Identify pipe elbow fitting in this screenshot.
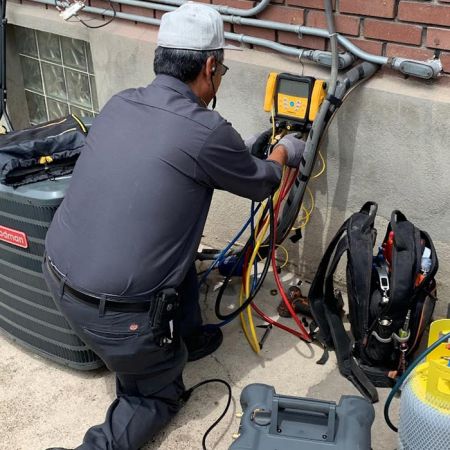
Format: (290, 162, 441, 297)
(391, 57, 442, 80)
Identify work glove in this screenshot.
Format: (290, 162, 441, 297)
(273, 133, 306, 168)
(245, 129, 273, 160)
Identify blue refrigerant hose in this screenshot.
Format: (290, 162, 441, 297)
(384, 331, 450, 432)
(198, 202, 261, 287)
(200, 202, 264, 328)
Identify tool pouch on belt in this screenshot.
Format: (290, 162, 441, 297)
(309, 202, 438, 403)
(150, 288, 180, 347)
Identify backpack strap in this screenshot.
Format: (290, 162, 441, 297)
(309, 217, 350, 348)
(388, 210, 422, 314)
(309, 202, 379, 403)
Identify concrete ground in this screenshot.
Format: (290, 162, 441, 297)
(0, 267, 399, 450)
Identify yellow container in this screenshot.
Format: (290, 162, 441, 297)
(398, 320, 450, 450)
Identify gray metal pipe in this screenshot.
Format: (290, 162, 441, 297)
(151, 0, 271, 17)
(225, 32, 303, 58)
(114, 0, 441, 78)
(226, 15, 391, 65)
(324, 0, 338, 93)
(116, 0, 173, 13)
(86, 0, 355, 67)
(276, 0, 338, 241)
(33, 0, 162, 25)
(31, 0, 351, 69)
(225, 33, 354, 69)
(30, 0, 441, 78)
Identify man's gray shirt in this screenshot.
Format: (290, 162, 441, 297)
(46, 75, 282, 297)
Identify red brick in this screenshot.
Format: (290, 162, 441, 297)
(349, 38, 384, 56)
(364, 19, 422, 45)
(386, 43, 435, 61)
(278, 30, 326, 50)
(86, 1, 118, 20)
(155, 10, 166, 20)
(88, 0, 110, 9)
(398, 2, 450, 27)
(225, 37, 237, 47)
(120, 4, 154, 19)
(286, 0, 336, 9)
(440, 51, 450, 73)
(306, 11, 360, 36)
(234, 24, 276, 41)
(211, 0, 253, 10)
(426, 28, 450, 51)
(340, 0, 396, 19)
(257, 5, 305, 25)
(224, 22, 233, 32)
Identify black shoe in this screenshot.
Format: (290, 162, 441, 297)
(184, 327, 223, 362)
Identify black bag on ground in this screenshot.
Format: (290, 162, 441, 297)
(309, 202, 438, 403)
(0, 114, 87, 187)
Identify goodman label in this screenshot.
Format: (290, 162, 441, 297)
(0, 225, 29, 249)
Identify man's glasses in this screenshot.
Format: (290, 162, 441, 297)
(216, 61, 229, 77)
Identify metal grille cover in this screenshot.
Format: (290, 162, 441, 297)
(0, 178, 102, 370)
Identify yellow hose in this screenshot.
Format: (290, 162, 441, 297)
(239, 171, 286, 353)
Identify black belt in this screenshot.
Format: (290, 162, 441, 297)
(46, 259, 153, 313)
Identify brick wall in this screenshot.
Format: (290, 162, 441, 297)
(228, 0, 450, 74)
(20, 0, 450, 75)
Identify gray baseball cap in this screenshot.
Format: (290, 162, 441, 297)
(157, 2, 240, 51)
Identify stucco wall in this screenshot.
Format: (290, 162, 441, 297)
(6, 3, 450, 317)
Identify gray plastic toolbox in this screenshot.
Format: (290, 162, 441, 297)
(229, 383, 374, 450)
(0, 177, 102, 370)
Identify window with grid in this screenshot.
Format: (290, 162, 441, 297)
(14, 26, 99, 125)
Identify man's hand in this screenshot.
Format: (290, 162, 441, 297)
(272, 134, 306, 168)
(245, 129, 273, 160)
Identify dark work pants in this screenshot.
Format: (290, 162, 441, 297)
(43, 261, 202, 450)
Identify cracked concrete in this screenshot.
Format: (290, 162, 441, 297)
(0, 267, 399, 450)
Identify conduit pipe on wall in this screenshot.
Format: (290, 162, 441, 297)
(99, 0, 354, 68)
(151, 0, 271, 17)
(225, 32, 354, 69)
(223, 15, 441, 78)
(276, 0, 340, 242)
(30, 0, 441, 78)
(116, 0, 356, 68)
(123, 0, 442, 78)
(32, 0, 353, 69)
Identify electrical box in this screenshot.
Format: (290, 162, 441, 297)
(264, 72, 326, 130)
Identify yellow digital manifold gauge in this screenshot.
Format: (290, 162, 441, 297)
(264, 72, 327, 129)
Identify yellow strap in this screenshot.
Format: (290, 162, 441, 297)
(71, 113, 87, 133)
(39, 155, 53, 164)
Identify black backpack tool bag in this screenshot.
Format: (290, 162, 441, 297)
(0, 115, 87, 187)
(309, 202, 438, 402)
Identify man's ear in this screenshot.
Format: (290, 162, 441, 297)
(205, 56, 216, 77)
